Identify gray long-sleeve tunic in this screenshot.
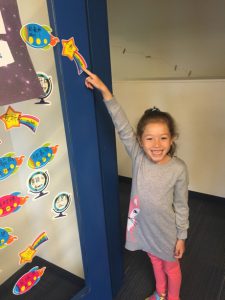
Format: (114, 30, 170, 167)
(105, 97, 189, 261)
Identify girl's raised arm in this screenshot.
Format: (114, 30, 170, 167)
(83, 68, 113, 101)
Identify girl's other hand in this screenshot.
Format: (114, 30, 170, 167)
(83, 68, 113, 101)
(174, 239, 185, 259)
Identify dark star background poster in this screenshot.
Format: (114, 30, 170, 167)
(0, 0, 43, 105)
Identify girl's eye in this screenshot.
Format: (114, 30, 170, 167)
(161, 136, 168, 140)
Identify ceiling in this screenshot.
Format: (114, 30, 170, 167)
(107, 0, 225, 80)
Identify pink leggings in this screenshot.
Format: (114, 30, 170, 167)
(147, 253, 181, 300)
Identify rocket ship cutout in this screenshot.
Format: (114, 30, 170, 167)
(0, 153, 24, 181)
(28, 143, 58, 169)
(0, 193, 29, 217)
(0, 227, 18, 249)
(13, 266, 46, 295)
(20, 23, 59, 50)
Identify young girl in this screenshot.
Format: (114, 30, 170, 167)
(84, 69, 189, 300)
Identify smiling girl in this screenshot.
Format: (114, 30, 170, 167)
(84, 69, 189, 300)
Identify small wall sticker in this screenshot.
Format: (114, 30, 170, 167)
(27, 170, 50, 199)
(12, 266, 46, 295)
(19, 232, 48, 264)
(0, 192, 29, 217)
(36, 72, 52, 105)
(0, 106, 40, 132)
(0, 227, 18, 249)
(20, 23, 59, 50)
(61, 37, 87, 75)
(0, 153, 24, 180)
(52, 192, 71, 218)
(28, 143, 58, 169)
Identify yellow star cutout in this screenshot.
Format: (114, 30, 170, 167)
(61, 37, 78, 61)
(19, 246, 36, 264)
(0, 106, 21, 130)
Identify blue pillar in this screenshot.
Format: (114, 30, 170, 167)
(47, 0, 122, 298)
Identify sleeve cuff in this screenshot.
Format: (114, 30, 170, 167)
(177, 230, 188, 240)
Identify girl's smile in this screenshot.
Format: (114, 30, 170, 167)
(140, 122, 173, 164)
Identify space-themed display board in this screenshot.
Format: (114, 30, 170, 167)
(0, 2, 87, 106)
(0, 0, 84, 297)
(0, 0, 43, 105)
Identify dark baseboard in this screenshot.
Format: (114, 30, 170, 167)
(118, 175, 225, 202)
(118, 175, 132, 184)
(188, 190, 225, 202)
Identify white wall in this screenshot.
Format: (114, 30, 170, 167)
(113, 79, 225, 198)
(0, 0, 83, 285)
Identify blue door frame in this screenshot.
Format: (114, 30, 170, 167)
(47, 0, 123, 299)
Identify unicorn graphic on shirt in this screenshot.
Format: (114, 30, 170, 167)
(127, 196, 140, 241)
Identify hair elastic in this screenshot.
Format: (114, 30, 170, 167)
(150, 106, 160, 112)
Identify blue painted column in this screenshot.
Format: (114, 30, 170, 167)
(85, 0, 123, 296)
(47, 0, 122, 299)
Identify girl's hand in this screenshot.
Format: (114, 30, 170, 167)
(83, 68, 113, 101)
(174, 239, 185, 259)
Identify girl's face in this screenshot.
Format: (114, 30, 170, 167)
(140, 121, 173, 164)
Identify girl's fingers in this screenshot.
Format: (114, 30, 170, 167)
(85, 76, 100, 89)
(85, 78, 93, 89)
(84, 70, 104, 91)
(85, 82, 94, 89)
(174, 248, 183, 259)
(83, 68, 93, 77)
(83, 69, 99, 84)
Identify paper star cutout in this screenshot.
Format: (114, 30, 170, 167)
(61, 37, 78, 61)
(19, 246, 36, 264)
(0, 106, 21, 129)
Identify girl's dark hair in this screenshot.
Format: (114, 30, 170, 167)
(136, 107, 178, 156)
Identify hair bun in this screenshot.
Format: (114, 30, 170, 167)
(150, 106, 160, 112)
